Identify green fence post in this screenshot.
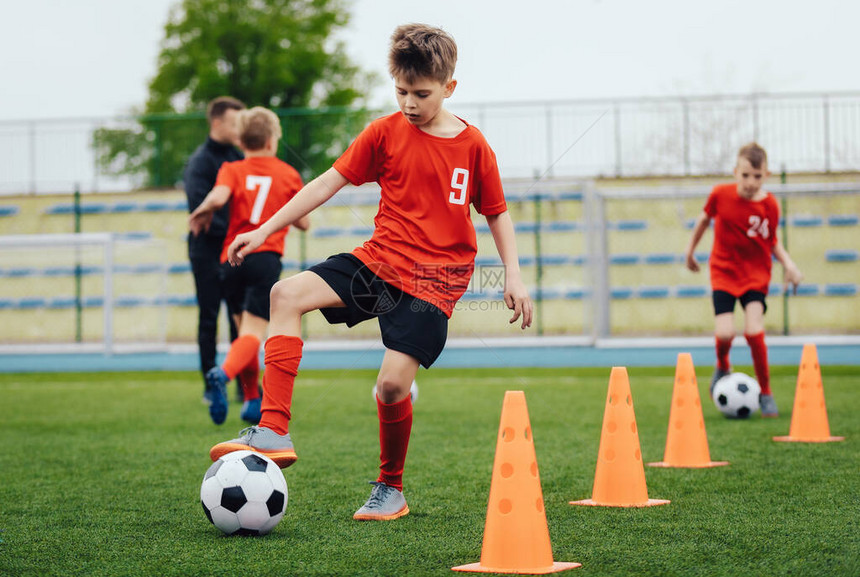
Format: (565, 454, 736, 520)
(74, 183, 82, 343)
(300, 229, 308, 341)
(781, 166, 789, 336)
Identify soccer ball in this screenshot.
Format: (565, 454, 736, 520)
(372, 380, 418, 404)
(712, 372, 761, 419)
(200, 450, 288, 536)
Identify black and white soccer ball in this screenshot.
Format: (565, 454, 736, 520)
(712, 372, 761, 419)
(372, 380, 418, 403)
(200, 450, 288, 536)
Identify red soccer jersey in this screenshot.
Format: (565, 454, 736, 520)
(704, 182, 780, 296)
(215, 156, 304, 263)
(333, 112, 507, 316)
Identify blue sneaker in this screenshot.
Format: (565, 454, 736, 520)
(205, 366, 229, 425)
(240, 398, 262, 424)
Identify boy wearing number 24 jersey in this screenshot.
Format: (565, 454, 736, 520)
(189, 107, 309, 428)
(209, 23, 533, 522)
(685, 143, 803, 417)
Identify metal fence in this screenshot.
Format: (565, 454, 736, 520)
(1, 91, 859, 195)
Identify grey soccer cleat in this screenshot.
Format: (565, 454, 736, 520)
(209, 426, 297, 468)
(710, 367, 731, 397)
(353, 481, 409, 521)
(759, 393, 779, 418)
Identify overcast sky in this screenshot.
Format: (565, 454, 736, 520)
(1, 0, 858, 121)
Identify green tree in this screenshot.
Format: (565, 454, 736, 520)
(95, 0, 376, 188)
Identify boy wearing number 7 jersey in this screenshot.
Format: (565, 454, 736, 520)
(685, 142, 802, 417)
(189, 106, 309, 427)
(208, 23, 533, 521)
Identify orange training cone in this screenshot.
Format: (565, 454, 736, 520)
(570, 367, 670, 507)
(453, 391, 580, 574)
(774, 344, 844, 443)
(648, 353, 729, 468)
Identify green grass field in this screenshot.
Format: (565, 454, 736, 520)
(1, 366, 858, 576)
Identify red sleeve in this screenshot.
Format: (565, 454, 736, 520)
(703, 186, 720, 217)
(333, 123, 381, 186)
(214, 162, 238, 191)
(472, 134, 507, 216)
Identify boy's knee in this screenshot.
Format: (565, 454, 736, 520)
(270, 279, 300, 312)
(375, 374, 411, 404)
(715, 329, 735, 341)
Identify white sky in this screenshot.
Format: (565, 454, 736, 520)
(1, 0, 858, 121)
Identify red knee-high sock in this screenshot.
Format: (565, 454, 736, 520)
(259, 335, 303, 435)
(239, 352, 260, 401)
(745, 332, 770, 395)
(222, 334, 260, 380)
(716, 337, 733, 371)
(376, 395, 412, 492)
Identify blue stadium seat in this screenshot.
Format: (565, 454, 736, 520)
(693, 252, 709, 263)
(612, 219, 648, 231)
(142, 201, 173, 212)
(791, 215, 823, 227)
(825, 250, 858, 263)
(16, 297, 47, 309)
(168, 262, 192, 274)
(116, 231, 153, 241)
(110, 201, 139, 213)
(44, 203, 75, 215)
(638, 286, 670, 299)
(676, 285, 708, 298)
(541, 254, 569, 266)
(347, 226, 374, 236)
(0, 205, 19, 217)
(43, 266, 76, 276)
(313, 226, 345, 238)
(828, 214, 858, 227)
(824, 284, 857, 297)
(117, 296, 147, 307)
(610, 253, 640, 265)
(475, 256, 502, 267)
(545, 221, 580, 232)
(610, 287, 634, 299)
(558, 191, 584, 201)
(280, 259, 300, 270)
(644, 253, 677, 265)
(170, 199, 188, 211)
(570, 255, 587, 266)
(166, 295, 197, 306)
(48, 297, 78, 309)
(474, 223, 491, 234)
(534, 287, 562, 300)
(0, 298, 14, 309)
(6, 267, 36, 277)
(129, 263, 164, 274)
(83, 296, 104, 307)
(564, 288, 589, 300)
(514, 222, 539, 233)
(794, 284, 820, 296)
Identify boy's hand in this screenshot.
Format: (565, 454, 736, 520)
(685, 251, 700, 273)
(784, 263, 804, 295)
(504, 276, 533, 329)
(188, 209, 213, 237)
(228, 229, 265, 266)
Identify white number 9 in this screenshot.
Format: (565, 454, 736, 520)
(448, 168, 469, 205)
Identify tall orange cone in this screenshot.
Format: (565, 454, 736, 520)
(774, 343, 845, 443)
(648, 353, 729, 468)
(453, 391, 580, 574)
(570, 367, 669, 507)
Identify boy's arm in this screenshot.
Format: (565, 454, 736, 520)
(773, 241, 803, 294)
(485, 210, 533, 329)
(188, 185, 231, 236)
(684, 211, 711, 272)
(229, 167, 348, 264)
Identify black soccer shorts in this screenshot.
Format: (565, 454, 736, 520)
(712, 289, 768, 316)
(308, 253, 448, 368)
(221, 251, 282, 321)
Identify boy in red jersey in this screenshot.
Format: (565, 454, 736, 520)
(685, 143, 802, 417)
(209, 24, 533, 520)
(190, 107, 309, 426)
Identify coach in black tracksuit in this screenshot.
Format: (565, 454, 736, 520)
(184, 97, 245, 393)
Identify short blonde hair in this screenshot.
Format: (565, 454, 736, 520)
(738, 142, 768, 169)
(238, 107, 282, 151)
(388, 23, 457, 84)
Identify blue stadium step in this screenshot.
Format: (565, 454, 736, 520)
(825, 250, 858, 263)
